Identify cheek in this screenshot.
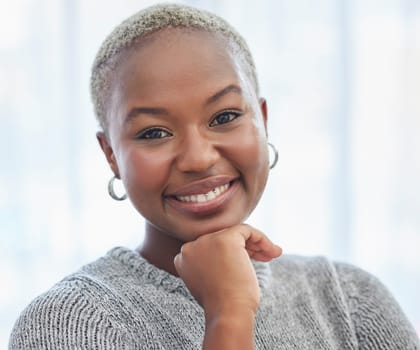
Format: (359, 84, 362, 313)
(118, 146, 172, 196)
(220, 123, 269, 201)
(224, 125, 269, 219)
(227, 125, 268, 173)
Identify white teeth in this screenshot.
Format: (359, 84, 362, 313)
(197, 194, 206, 203)
(176, 183, 230, 203)
(206, 191, 216, 201)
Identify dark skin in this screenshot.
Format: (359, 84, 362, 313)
(97, 28, 282, 349)
(139, 224, 182, 275)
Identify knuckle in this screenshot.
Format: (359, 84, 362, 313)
(173, 254, 181, 268)
(180, 242, 192, 255)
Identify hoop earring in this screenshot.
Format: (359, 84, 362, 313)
(268, 142, 278, 169)
(108, 175, 127, 201)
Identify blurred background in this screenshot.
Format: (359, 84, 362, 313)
(1, 0, 420, 347)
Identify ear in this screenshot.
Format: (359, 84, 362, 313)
(96, 131, 120, 177)
(259, 98, 268, 136)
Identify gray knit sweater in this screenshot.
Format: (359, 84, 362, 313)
(9, 247, 420, 349)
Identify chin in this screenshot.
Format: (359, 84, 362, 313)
(176, 215, 246, 241)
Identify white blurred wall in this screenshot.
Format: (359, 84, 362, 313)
(1, 0, 419, 347)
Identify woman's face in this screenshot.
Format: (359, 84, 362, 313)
(100, 29, 269, 242)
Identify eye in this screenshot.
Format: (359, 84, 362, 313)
(136, 127, 172, 140)
(209, 110, 241, 127)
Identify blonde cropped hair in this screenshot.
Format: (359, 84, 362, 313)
(90, 3, 259, 130)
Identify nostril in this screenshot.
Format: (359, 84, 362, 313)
(176, 139, 219, 173)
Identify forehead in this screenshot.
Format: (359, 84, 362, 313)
(122, 28, 238, 68)
(110, 28, 251, 105)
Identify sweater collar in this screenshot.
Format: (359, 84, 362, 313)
(108, 246, 272, 296)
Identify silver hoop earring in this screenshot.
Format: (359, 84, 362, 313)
(108, 175, 127, 201)
(268, 142, 278, 169)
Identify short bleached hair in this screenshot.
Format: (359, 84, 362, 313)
(90, 3, 260, 131)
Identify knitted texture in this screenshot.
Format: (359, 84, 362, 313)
(90, 3, 259, 131)
(9, 247, 420, 349)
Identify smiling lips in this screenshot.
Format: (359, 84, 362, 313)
(165, 176, 238, 215)
(175, 183, 230, 203)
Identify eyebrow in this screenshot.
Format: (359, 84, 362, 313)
(125, 106, 168, 124)
(206, 84, 242, 105)
(124, 84, 242, 124)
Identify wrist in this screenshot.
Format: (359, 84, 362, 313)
(203, 308, 256, 350)
(204, 303, 257, 323)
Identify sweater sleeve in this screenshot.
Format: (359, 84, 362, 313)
(8, 278, 133, 350)
(335, 262, 420, 350)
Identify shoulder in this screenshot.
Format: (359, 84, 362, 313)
(333, 261, 420, 349)
(268, 254, 341, 287)
(9, 247, 189, 350)
(269, 255, 420, 349)
(9, 251, 135, 350)
(269, 254, 407, 302)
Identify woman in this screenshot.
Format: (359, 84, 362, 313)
(9, 3, 419, 349)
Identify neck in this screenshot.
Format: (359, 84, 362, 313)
(136, 223, 183, 276)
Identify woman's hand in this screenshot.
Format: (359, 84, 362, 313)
(173, 224, 282, 349)
(174, 224, 282, 313)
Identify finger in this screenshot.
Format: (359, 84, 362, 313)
(173, 252, 182, 274)
(247, 243, 282, 259)
(247, 241, 282, 257)
(239, 226, 282, 259)
(237, 224, 265, 245)
(248, 246, 282, 262)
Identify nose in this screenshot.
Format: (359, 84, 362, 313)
(175, 129, 219, 173)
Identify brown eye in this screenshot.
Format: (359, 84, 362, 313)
(137, 128, 172, 139)
(209, 111, 241, 127)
